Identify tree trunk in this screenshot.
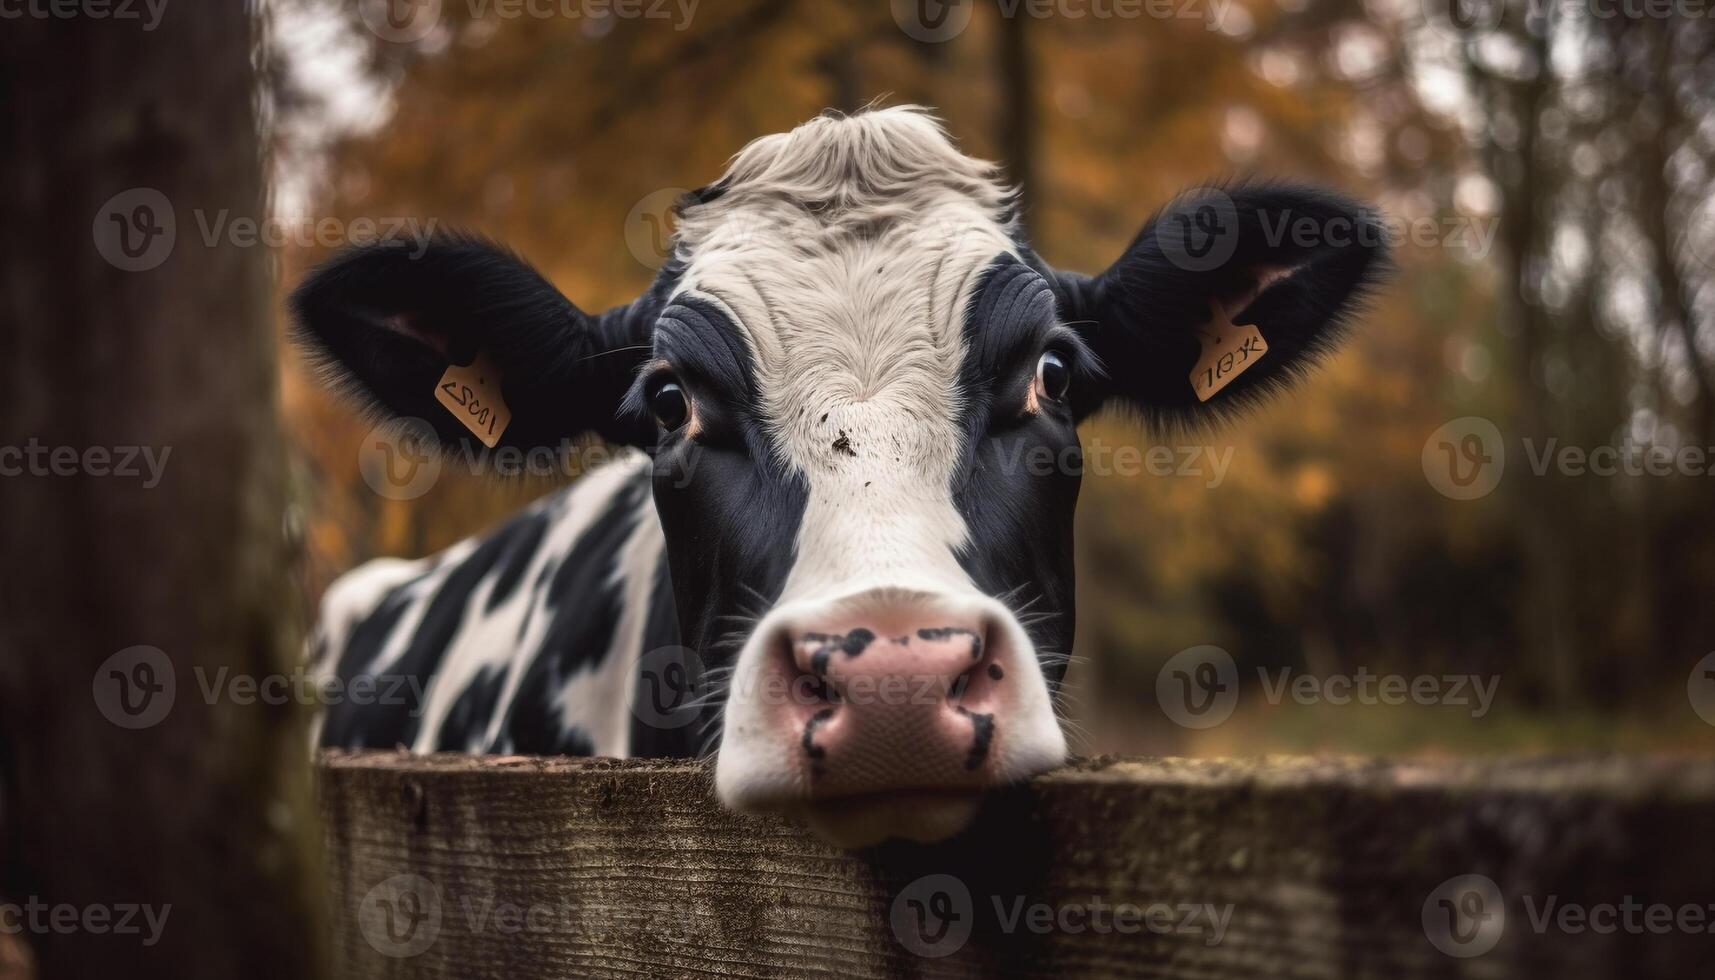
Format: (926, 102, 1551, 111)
(0, 7, 324, 980)
(995, 0, 1035, 235)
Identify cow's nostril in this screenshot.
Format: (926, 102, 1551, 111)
(946, 624, 1000, 709)
(805, 671, 839, 705)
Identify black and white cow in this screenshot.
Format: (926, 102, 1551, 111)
(292, 106, 1385, 846)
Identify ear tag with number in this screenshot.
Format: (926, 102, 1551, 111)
(434, 350, 511, 448)
(1190, 300, 1268, 402)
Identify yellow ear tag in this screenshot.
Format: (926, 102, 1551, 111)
(434, 351, 512, 448)
(1190, 300, 1268, 403)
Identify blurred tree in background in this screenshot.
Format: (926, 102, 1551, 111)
(268, 0, 1715, 755)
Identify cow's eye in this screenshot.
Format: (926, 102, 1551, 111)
(649, 380, 690, 431)
(1035, 350, 1071, 404)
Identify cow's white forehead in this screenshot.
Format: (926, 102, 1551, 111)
(668, 107, 1020, 602)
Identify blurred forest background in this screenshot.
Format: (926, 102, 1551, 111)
(268, 0, 1715, 756)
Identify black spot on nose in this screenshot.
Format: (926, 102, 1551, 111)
(803, 628, 876, 675)
(955, 706, 995, 770)
(917, 627, 983, 660)
(988, 663, 1004, 681)
(802, 706, 835, 762)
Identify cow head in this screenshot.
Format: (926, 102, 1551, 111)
(292, 107, 1386, 846)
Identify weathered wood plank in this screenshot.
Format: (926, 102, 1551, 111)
(318, 752, 1714, 979)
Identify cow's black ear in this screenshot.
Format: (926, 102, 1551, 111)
(1053, 183, 1389, 425)
(289, 235, 655, 451)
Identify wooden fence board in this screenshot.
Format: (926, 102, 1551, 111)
(318, 752, 1714, 979)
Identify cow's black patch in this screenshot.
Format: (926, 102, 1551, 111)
(484, 508, 551, 612)
(802, 706, 835, 761)
(370, 515, 556, 746)
(626, 554, 696, 759)
(645, 299, 808, 700)
(491, 477, 647, 754)
(804, 706, 835, 779)
(803, 628, 875, 675)
(434, 666, 507, 752)
(948, 255, 1086, 689)
(319, 499, 571, 751)
(320, 588, 420, 748)
(957, 706, 995, 770)
(917, 626, 983, 660)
